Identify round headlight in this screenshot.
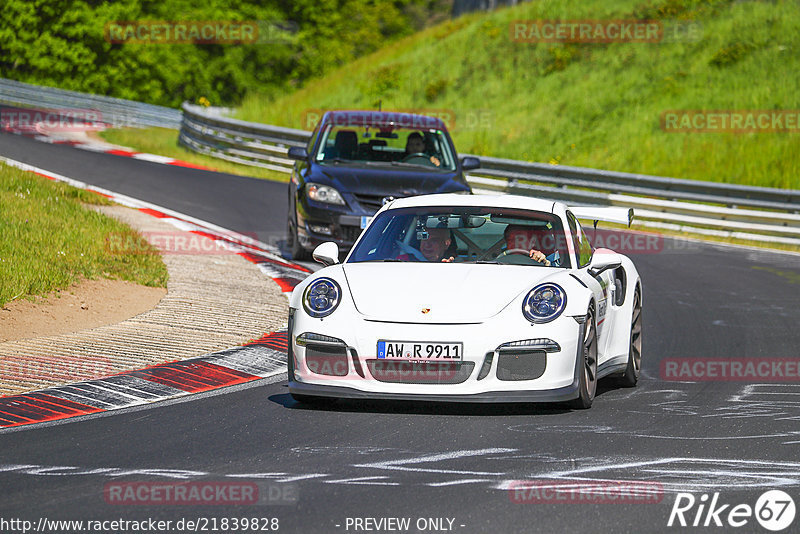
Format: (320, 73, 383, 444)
(303, 277, 341, 318)
(522, 283, 566, 323)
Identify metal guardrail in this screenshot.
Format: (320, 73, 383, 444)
(180, 103, 800, 246)
(0, 78, 182, 129)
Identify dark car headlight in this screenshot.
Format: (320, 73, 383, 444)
(306, 184, 345, 205)
(303, 277, 342, 318)
(522, 283, 566, 323)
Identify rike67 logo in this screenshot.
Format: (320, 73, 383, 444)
(668, 490, 796, 531)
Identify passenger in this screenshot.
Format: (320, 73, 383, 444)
(397, 227, 456, 262)
(420, 228, 456, 262)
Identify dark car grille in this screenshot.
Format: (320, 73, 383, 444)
(496, 351, 547, 381)
(340, 225, 363, 244)
(305, 345, 349, 376)
(353, 194, 390, 213)
(366, 360, 474, 384)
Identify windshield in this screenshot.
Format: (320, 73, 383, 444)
(314, 124, 457, 171)
(348, 206, 572, 267)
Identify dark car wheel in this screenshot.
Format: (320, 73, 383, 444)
(618, 287, 642, 387)
(287, 216, 311, 261)
(570, 306, 598, 410)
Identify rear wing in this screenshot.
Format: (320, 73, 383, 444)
(570, 206, 634, 227)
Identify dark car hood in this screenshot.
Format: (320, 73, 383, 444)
(314, 164, 468, 196)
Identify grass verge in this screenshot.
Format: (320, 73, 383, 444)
(97, 127, 289, 183)
(236, 0, 800, 190)
(0, 162, 168, 307)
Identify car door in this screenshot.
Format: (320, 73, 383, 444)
(566, 211, 613, 363)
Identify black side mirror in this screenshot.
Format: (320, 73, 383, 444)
(287, 146, 309, 161)
(461, 156, 481, 171)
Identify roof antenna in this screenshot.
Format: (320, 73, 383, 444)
(377, 99, 382, 111)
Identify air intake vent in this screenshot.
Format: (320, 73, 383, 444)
(306, 345, 349, 376)
(496, 351, 546, 381)
(366, 360, 474, 384)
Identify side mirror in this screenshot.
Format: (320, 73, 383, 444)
(312, 242, 340, 267)
(461, 156, 481, 171)
(287, 146, 309, 161)
(588, 252, 622, 277)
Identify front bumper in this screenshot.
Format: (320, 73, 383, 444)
(288, 312, 584, 403)
(296, 204, 370, 252)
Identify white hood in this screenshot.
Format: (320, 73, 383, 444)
(343, 263, 558, 324)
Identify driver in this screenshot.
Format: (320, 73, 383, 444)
(404, 132, 441, 167)
(502, 225, 561, 266)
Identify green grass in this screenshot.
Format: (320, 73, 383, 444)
(97, 127, 289, 182)
(0, 163, 168, 307)
(236, 0, 800, 190)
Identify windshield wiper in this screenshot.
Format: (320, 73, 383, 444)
(390, 161, 431, 169)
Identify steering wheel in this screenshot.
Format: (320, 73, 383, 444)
(495, 248, 551, 266)
(401, 153, 434, 166)
(394, 240, 427, 261)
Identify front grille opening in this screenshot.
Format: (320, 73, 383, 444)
(477, 352, 494, 381)
(306, 345, 349, 376)
(340, 226, 363, 244)
(496, 351, 547, 381)
(366, 360, 474, 384)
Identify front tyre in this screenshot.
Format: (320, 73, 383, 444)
(287, 216, 311, 261)
(570, 306, 598, 409)
(618, 287, 642, 387)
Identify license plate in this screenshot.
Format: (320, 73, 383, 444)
(377, 340, 463, 361)
(360, 216, 373, 229)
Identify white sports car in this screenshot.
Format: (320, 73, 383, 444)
(288, 194, 642, 408)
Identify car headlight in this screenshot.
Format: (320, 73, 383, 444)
(306, 184, 345, 205)
(303, 277, 341, 318)
(522, 283, 566, 323)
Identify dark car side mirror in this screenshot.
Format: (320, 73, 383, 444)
(287, 146, 309, 161)
(461, 156, 481, 171)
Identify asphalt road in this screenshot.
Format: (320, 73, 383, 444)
(2, 132, 800, 533)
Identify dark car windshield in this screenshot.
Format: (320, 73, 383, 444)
(314, 124, 457, 171)
(348, 206, 573, 267)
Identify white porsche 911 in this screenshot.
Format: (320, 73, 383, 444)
(288, 194, 642, 408)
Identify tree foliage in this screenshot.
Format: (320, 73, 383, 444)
(0, 0, 451, 108)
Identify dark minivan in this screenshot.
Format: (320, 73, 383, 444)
(286, 110, 480, 259)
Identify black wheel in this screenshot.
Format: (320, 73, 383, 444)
(618, 287, 642, 387)
(571, 306, 598, 409)
(287, 216, 311, 261)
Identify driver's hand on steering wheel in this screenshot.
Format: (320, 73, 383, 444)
(529, 249, 549, 265)
(430, 155, 441, 167)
